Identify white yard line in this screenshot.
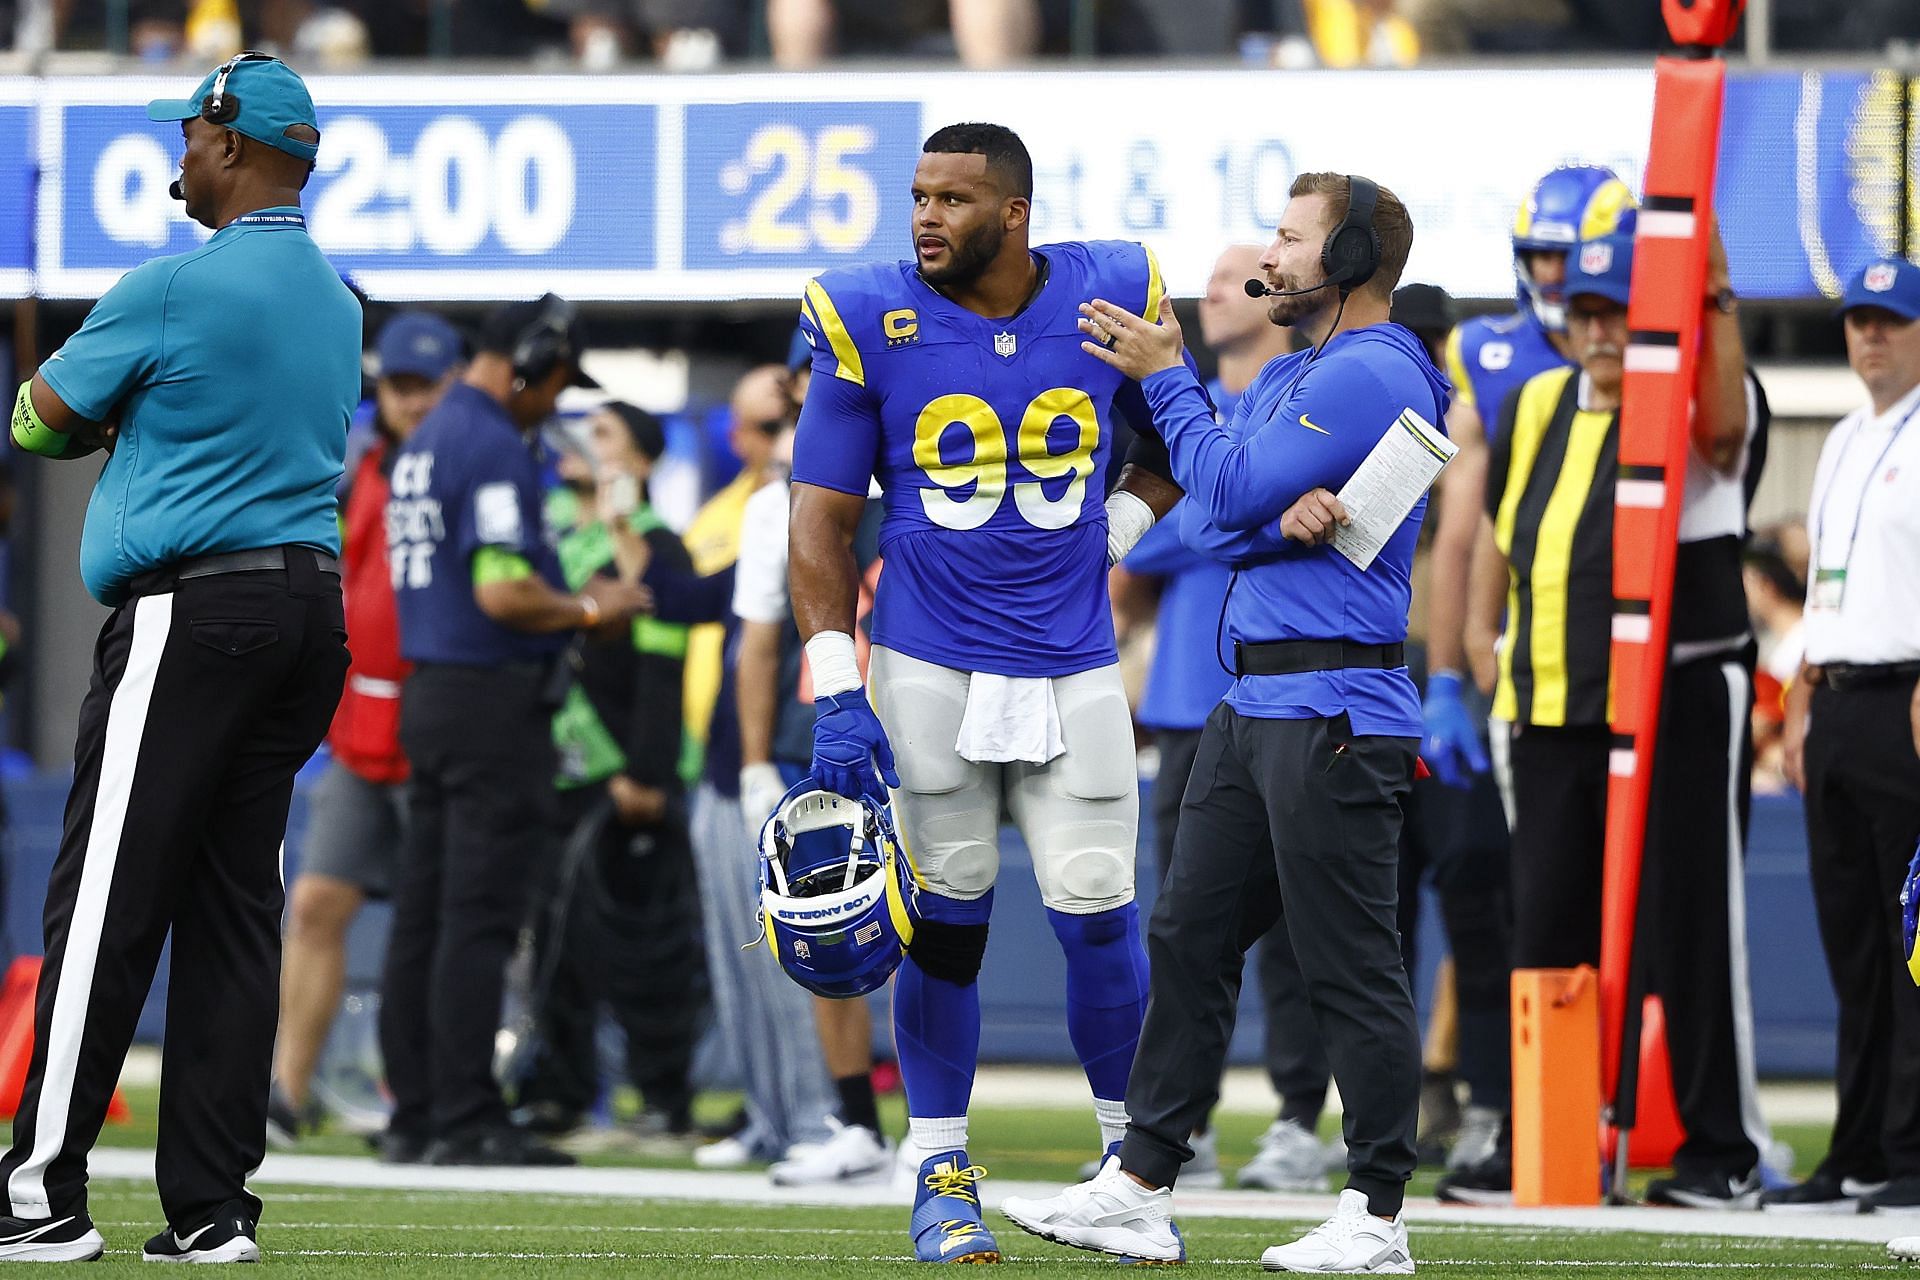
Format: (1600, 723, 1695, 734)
(83, 1148, 1904, 1246)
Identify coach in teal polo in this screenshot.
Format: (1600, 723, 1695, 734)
(2, 54, 359, 1263)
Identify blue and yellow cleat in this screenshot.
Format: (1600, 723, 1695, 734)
(912, 1151, 1000, 1264)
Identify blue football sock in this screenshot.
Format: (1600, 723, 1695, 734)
(895, 890, 992, 1121)
(1047, 903, 1149, 1103)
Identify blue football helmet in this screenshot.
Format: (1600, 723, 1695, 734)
(1513, 165, 1638, 332)
(757, 782, 919, 999)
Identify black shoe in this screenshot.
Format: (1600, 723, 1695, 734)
(1858, 1175, 1920, 1213)
(1435, 1151, 1513, 1207)
(426, 1125, 577, 1167)
(1646, 1168, 1761, 1210)
(143, 1199, 259, 1263)
(1761, 1170, 1871, 1214)
(374, 1127, 430, 1165)
(265, 1080, 318, 1150)
(0, 1212, 105, 1261)
(510, 1100, 583, 1136)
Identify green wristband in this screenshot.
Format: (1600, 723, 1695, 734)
(11, 381, 68, 457)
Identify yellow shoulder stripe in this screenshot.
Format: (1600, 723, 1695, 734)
(1491, 365, 1576, 555)
(804, 280, 865, 387)
(1444, 326, 1474, 410)
(1142, 245, 1166, 324)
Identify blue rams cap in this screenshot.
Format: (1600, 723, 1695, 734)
(374, 312, 462, 381)
(1565, 233, 1635, 308)
(147, 54, 320, 163)
(1838, 258, 1920, 321)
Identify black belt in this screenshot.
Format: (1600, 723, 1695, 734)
(1820, 660, 1920, 694)
(129, 544, 339, 596)
(1233, 639, 1406, 678)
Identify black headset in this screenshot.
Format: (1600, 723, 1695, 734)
(200, 50, 279, 126)
(1321, 174, 1382, 295)
(511, 293, 580, 388)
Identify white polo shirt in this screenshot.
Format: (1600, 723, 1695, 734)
(732, 473, 790, 626)
(1803, 379, 1920, 666)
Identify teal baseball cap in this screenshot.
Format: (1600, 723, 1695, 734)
(147, 53, 320, 163)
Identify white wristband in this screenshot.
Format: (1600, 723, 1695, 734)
(1105, 490, 1156, 566)
(804, 630, 863, 697)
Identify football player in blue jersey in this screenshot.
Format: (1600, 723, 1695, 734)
(1423, 165, 1636, 790)
(786, 122, 1185, 1264)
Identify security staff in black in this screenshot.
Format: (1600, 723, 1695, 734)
(381, 297, 650, 1167)
(1462, 228, 1769, 1207)
(1, 55, 358, 1262)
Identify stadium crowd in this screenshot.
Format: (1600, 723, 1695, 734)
(6, 0, 1916, 66)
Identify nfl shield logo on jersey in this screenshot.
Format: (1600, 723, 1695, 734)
(993, 331, 1017, 357)
(1866, 264, 1898, 293)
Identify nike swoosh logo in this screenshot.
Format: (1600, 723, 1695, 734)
(0, 1217, 74, 1246)
(174, 1222, 218, 1250)
(1299, 413, 1331, 436)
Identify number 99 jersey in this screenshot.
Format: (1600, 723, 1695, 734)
(791, 239, 1165, 678)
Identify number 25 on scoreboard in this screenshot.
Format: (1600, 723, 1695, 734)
(914, 389, 1099, 533)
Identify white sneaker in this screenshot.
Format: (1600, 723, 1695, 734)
(768, 1118, 893, 1186)
(1447, 1105, 1501, 1173)
(1187, 1129, 1225, 1189)
(693, 1135, 755, 1169)
(1260, 1188, 1414, 1275)
(1002, 1158, 1185, 1264)
(1240, 1119, 1330, 1192)
(1889, 1235, 1920, 1261)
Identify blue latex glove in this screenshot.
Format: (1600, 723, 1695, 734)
(1421, 670, 1491, 789)
(810, 689, 901, 805)
(1902, 840, 1920, 988)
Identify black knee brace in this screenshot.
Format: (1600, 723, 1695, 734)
(908, 919, 991, 985)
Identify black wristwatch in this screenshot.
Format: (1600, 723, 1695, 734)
(1707, 286, 1738, 315)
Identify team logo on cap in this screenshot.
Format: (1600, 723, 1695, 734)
(1865, 264, 1899, 293)
(1579, 241, 1614, 275)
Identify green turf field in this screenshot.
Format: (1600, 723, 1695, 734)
(70, 1182, 1900, 1276)
(77, 1084, 1901, 1275)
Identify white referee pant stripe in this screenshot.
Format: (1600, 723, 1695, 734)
(1718, 659, 1771, 1159)
(7, 595, 173, 1217)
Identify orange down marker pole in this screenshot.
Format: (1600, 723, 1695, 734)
(1598, 0, 1744, 1188)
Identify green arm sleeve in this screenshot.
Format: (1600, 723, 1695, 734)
(473, 547, 536, 586)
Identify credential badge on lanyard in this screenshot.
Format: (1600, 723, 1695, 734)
(1810, 400, 1920, 612)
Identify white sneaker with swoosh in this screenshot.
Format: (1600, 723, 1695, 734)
(0, 1212, 106, 1261)
(1001, 1157, 1185, 1264)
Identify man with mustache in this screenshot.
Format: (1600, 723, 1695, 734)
(1459, 225, 1773, 1207)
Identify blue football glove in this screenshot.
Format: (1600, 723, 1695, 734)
(811, 689, 901, 805)
(1902, 840, 1920, 988)
(1421, 670, 1491, 790)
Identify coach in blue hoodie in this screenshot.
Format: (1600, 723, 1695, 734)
(1005, 174, 1449, 1272)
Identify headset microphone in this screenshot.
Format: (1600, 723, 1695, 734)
(1244, 278, 1337, 299)
(169, 179, 184, 202)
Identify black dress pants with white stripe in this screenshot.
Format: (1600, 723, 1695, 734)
(1802, 676, 1920, 1182)
(0, 555, 346, 1228)
(1506, 654, 1764, 1179)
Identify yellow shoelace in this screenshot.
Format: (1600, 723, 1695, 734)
(923, 1163, 988, 1205)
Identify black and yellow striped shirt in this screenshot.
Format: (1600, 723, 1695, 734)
(1486, 366, 1618, 728)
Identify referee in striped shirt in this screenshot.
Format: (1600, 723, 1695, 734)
(1460, 224, 1772, 1207)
